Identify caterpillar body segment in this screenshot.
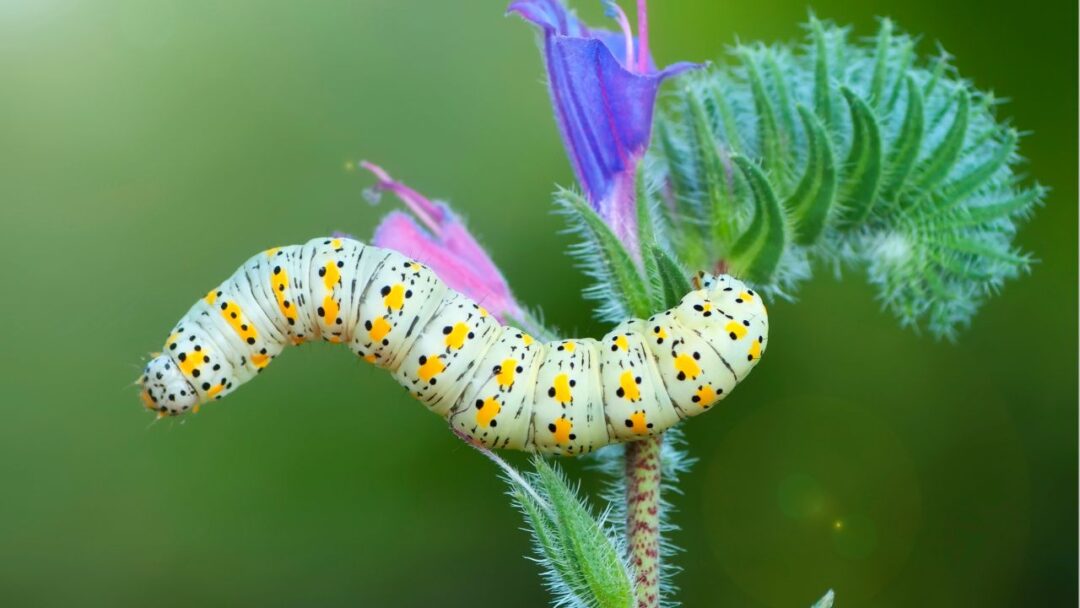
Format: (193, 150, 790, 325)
(138, 237, 769, 454)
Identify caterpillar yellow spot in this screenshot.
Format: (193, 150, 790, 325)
(748, 338, 763, 361)
(264, 247, 280, 257)
(330, 238, 342, 250)
(627, 411, 651, 435)
(140, 389, 156, 411)
(417, 355, 445, 383)
(205, 289, 218, 305)
(271, 266, 297, 324)
(322, 261, 341, 290)
(320, 295, 340, 324)
(478, 306, 489, 317)
(495, 359, 517, 388)
(738, 291, 754, 302)
(521, 333, 534, 346)
(550, 373, 573, 404)
(561, 341, 576, 352)
(551, 417, 574, 445)
(475, 397, 501, 428)
(694, 384, 717, 407)
(725, 320, 748, 340)
(220, 301, 258, 344)
(251, 353, 271, 368)
(207, 384, 224, 398)
(384, 284, 406, 310)
(674, 353, 701, 381)
(368, 316, 391, 343)
(177, 348, 207, 377)
(444, 322, 470, 350)
(618, 370, 641, 401)
(613, 335, 629, 351)
(362, 353, 377, 364)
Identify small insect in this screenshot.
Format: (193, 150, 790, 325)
(138, 237, 768, 455)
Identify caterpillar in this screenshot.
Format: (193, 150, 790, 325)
(138, 237, 768, 455)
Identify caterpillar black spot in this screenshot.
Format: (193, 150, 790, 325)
(138, 237, 769, 455)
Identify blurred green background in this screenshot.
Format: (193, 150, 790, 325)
(1, 0, 1075, 606)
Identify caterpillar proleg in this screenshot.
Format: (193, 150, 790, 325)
(138, 237, 768, 455)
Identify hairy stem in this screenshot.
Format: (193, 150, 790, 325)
(626, 434, 663, 607)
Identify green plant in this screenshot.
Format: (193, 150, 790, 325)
(485, 15, 1039, 608)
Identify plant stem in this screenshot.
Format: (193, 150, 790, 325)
(625, 433, 663, 608)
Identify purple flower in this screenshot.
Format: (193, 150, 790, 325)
(508, 0, 700, 255)
(363, 162, 525, 323)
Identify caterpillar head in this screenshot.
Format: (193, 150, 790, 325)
(139, 354, 199, 416)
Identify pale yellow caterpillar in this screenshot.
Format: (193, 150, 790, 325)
(138, 237, 768, 455)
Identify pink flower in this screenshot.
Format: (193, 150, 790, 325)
(363, 162, 525, 323)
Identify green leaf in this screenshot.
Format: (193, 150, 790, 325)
(881, 75, 925, 199)
(953, 187, 1044, 228)
(811, 17, 832, 121)
(686, 92, 739, 250)
(765, 50, 799, 159)
(740, 48, 786, 177)
(838, 86, 883, 227)
(785, 105, 838, 245)
(943, 236, 1032, 266)
(657, 118, 698, 210)
(923, 51, 949, 98)
(912, 88, 970, 192)
(515, 488, 589, 599)
(869, 18, 893, 109)
(811, 589, 836, 608)
(883, 40, 915, 115)
(710, 80, 748, 153)
(728, 155, 788, 282)
(533, 458, 635, 608)
(636, 164, 659, 277)
(559, 190, 651, 321)
(649, 245, 694, 309)
(936, 129, 1018, 210)
(651, 19, 1041, 336)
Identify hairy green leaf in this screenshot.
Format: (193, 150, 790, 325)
(728, 155, 788, 282)
(651, 18, 1042, 335)
(786, 105, 838, 245)
(912, 88, 970, 192)
(869, 18, 893, 109)
(649, 246, 694, 310)
(685, 91, 739, 250)
(811, 589, 836, 608)
(810, 16, 832, 121)
(558, 190, 650, 323)
(837, 86, 883, 227)
(740, 48, 786, 178)
(533, 458, 635, 608)
(881, 75, 925, 200)
(936, 129, 1018, 210)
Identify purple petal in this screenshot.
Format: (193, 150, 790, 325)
(507, 0, 590, 37)
(509, 0, 700, 251)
